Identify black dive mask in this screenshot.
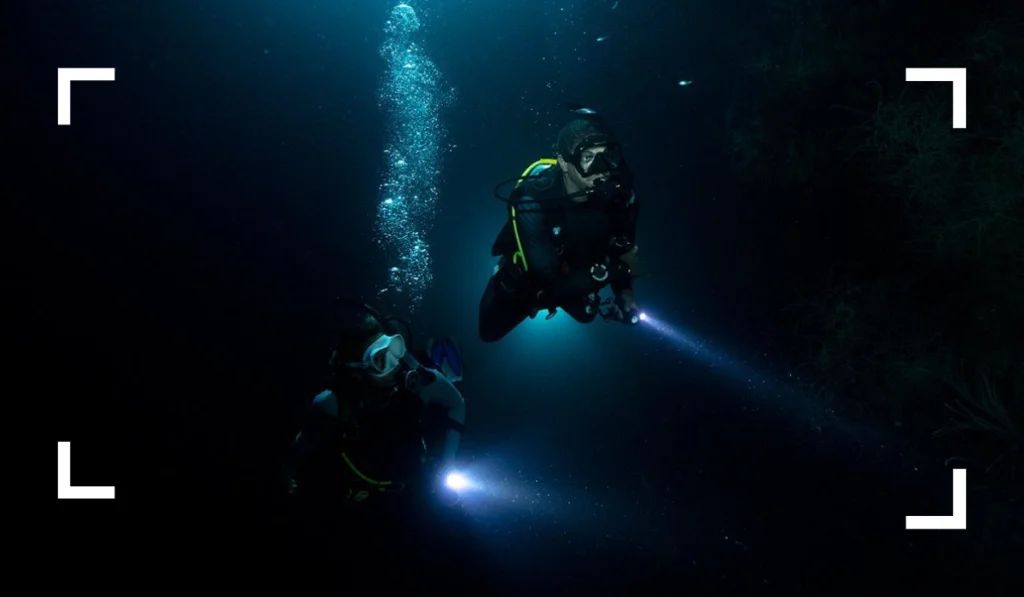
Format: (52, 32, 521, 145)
(570, 136, 632, 205)
(491, 105, 633, 207)
(569, 136, 623, 177)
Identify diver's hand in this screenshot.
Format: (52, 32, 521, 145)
(609, 290, 639, 325)
(530, 290, 557, 319)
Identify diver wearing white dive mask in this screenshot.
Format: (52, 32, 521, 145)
(286, 299, 467, 509)
(346, 333, 407, 380)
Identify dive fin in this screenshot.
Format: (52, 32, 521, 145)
(429, 336, 463, 383)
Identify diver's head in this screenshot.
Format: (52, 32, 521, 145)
(555, 119, 624, 200)
(330, 306, 407, 389)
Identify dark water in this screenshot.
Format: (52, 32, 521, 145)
(30, 0, 1021, 593)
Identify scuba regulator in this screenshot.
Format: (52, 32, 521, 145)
(563, 108, 634, 208)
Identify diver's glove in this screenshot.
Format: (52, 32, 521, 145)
(615, 301, 641, 325)
(530, 290, 559, 320)
(616, 288, 637, 313)
(601, 291, 640, 325)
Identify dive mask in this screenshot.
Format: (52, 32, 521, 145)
(347, 333, 407, 380)
(570, 136, 623, 177)
(571, 136, 632, 205)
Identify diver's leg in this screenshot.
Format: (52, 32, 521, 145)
(478, 268, 532, 342)
(560, 294, 599, 324)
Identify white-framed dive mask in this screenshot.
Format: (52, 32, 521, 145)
(347, 333, 407, 380)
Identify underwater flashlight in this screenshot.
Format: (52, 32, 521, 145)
(445, 472, 470, 491)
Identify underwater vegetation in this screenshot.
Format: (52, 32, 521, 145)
(723, 0, 1022, 561)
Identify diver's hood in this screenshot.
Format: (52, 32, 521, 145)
(493, 104, 633, 207)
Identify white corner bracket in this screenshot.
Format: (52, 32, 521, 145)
(57, 68, 116, 125)
(58, 442, 115, 499)
(905, 468, 965, 530)
(905, 68, 967, 129)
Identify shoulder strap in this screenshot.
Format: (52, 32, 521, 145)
(505, 158, 563, 272)
(515, 159, 558, 191)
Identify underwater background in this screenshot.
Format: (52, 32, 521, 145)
(31, 0, 1022, 593)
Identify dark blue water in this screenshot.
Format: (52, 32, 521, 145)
(32, 0, 1020, 593)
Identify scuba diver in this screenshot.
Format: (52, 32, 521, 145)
(286, 299, 466, 507)
(479, 105, 643, 342)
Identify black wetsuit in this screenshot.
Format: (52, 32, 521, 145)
(478, 166, 638, 342)
(287, 369, 466, 505)
(285, 378, 468, 577)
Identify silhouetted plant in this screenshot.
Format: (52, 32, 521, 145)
(931, 361, 1021, 483)
(725, 0, 1023, 566)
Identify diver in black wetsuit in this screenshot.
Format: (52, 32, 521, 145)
(479, 107, 643, 342)
(283, 301, 471, 582)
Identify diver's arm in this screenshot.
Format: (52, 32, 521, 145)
(286, 390, 341, 489)
(621, 192, 639, 245)
(419, 371, 466, 465)
(288, 430, 313, 473)
(517, 204, 600, 301)
(611, 270, 633, 296)
(610, 248, 639, 309)
(611, 195, 640, 296)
